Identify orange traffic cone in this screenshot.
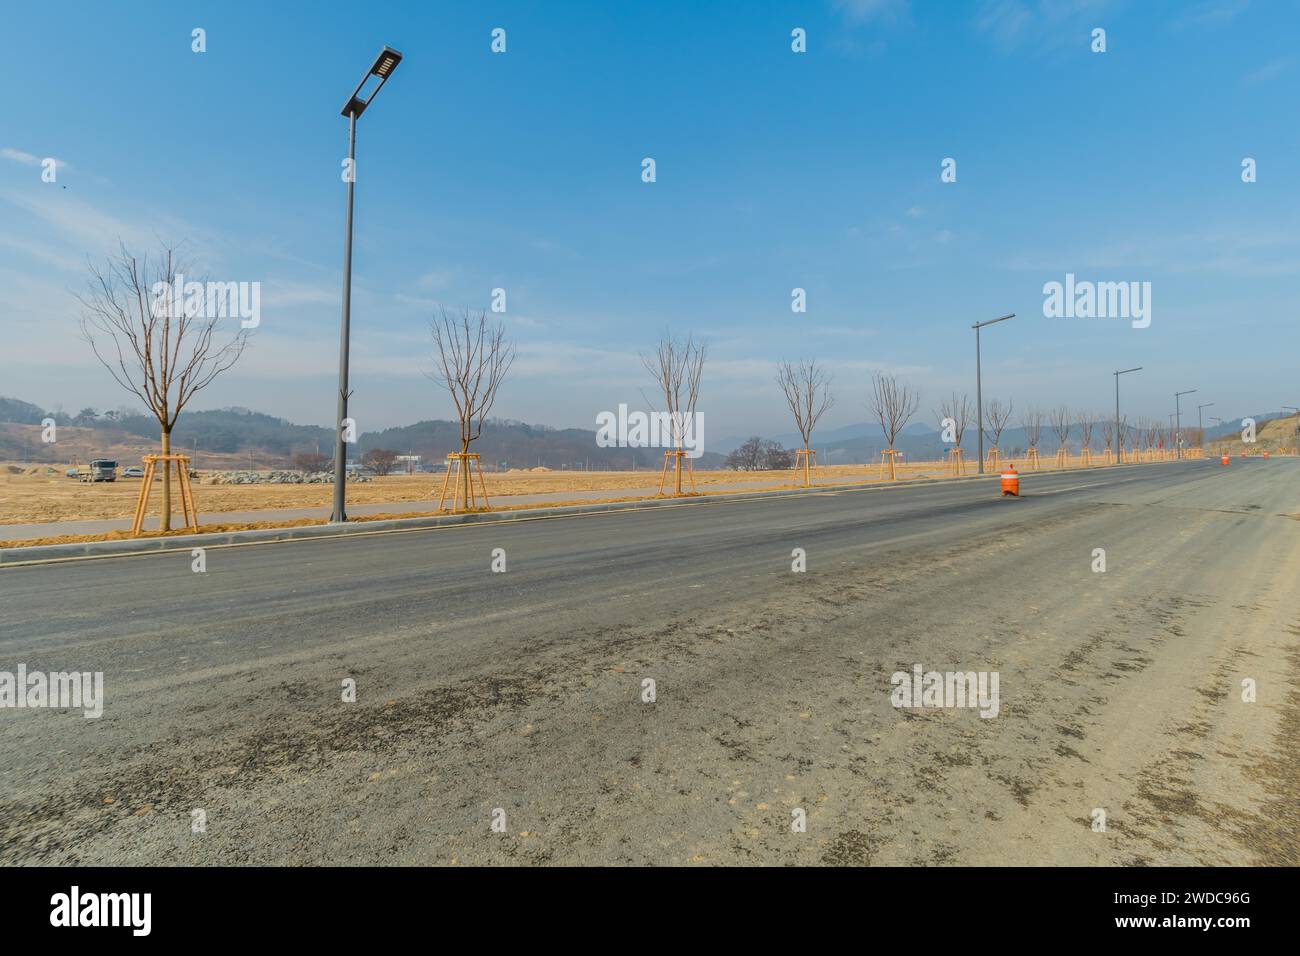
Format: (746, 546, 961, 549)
(1000, 463, 1020, 497)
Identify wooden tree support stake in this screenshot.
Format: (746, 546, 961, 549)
(945, 447, 965, 475)
(658, 450, 697, 495)
(879, 448, 901, 480)
(793, 448, 816, 486)
(130, 454, 199, 536)
(438, 452, 490, 512)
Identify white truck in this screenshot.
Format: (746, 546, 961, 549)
(84, 458, 118, 482)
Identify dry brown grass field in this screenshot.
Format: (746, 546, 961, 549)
(0, 463, 929, 524)
(3, 412, 1292, 531)
(0, 451, 1241, 528)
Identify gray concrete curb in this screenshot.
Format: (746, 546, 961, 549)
(2, 462, 1143, 567)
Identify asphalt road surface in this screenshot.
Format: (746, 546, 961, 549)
(2, 459, 1297, 865)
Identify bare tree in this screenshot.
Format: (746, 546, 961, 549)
(1020, 406, 1045, 451)
(1076, 411, 1095, 449)
(983, 399, 1013, 453)
(1050, 404, 1072, 466)
(727, 437, 795, 471)
(1077, 411, 1096, 463)
(79, 242, 249, 530)
(642, 331, 706, 495)
(1050, 405, 1072, 448)
(868, 372, 920, 480)
(294, 451, 330, 473)
(1099, 419, 1115, 455)
(361, 448, 400, 476)
(776, 359, 834, 486)
(429, 307, 515, 507)
(725, 436, 764, 471)
(936, 392, 973, 473)
(762, 443, 795, 470)
(937, 392, 973, 449)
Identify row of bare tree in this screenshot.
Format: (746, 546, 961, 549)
(908, 397, 1183, 458)
(77, 242, 722, 522)
(77, 242, 1204, 527)
(773, 362, 923, 483)
(770, 367, 1201, 481)
(77, 242, 522, 526)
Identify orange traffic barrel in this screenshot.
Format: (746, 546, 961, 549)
(1220, 454, 1230, 466)
(1263, 451, 1270, 459)
(1000, 464, 1020, 497)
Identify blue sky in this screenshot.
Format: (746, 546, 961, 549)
(2, 0, 1297, 443)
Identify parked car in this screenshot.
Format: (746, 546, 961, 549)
(122, 466, 145, 478)
(65, 467, 80, 478)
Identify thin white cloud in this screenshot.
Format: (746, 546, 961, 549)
(809, 324, 877, 338)
(0, 234, 86, 272)
(1, 188, 159, 254)
(833, 0, 911, 23)
(975, 0, 1034, 48)
(416, 269, 454, 289)
(1171, 0, 1250, 29)
(1003, 227, 1300, 278)
(510, 341, 641, 381)
(974, 0, 1114, 53)
(259, 282, 337, 308)
(394, 292, 441, 310)
(1, 148, 68, 170)
(1242, 56, 1294, 87)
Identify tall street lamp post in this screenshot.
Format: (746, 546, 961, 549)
(331, 46, 403, 524)
(972, 313, 1014, 475)
(1197, 402, 1214, 454)
(1174, 389, 1197, 461)
(1113, 367, 1141, 463)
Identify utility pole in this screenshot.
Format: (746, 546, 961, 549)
(1175, 389, 1197, 460)
(1197, 402, 1214, 455)
(1113, 367, 1142, 463)
(972, 313, 1014, 475)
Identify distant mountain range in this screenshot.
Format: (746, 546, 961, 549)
(719, 415, 1287, 464)
(0, 397, 726, 470)
(2, 395, 1289, 469)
